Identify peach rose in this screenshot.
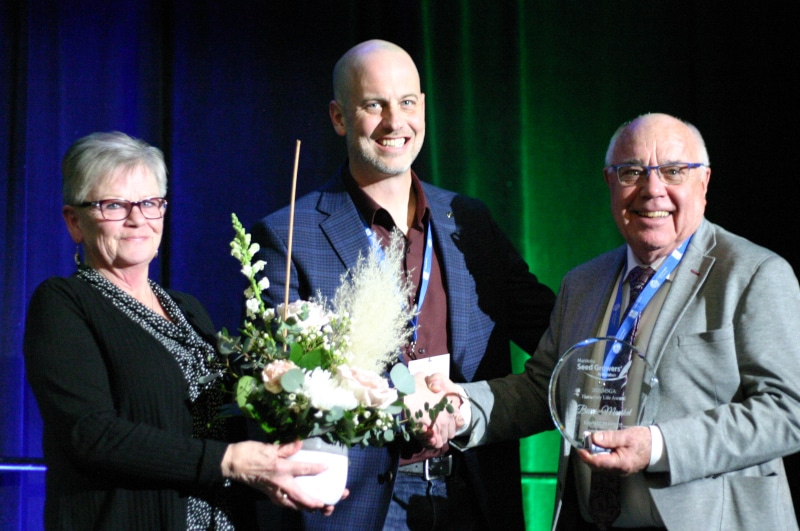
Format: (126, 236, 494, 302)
(337, 365, 398, 409)
(262, 359, 298, 394)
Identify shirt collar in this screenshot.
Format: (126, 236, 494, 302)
(625, 246, 668, 279)
(342, 163, 430, 231)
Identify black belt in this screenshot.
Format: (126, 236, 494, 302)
(397, 455, 453, 480)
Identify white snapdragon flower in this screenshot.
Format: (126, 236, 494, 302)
(230, 243, 243, 260)
(251, 260, 266, 274)
(245, 297, 260, 319)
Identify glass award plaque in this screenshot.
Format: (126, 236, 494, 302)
(548, 337, 659, 452)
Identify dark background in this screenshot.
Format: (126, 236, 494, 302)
(2, 1, 798, 529)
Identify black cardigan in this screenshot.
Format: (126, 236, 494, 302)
(24, 275, 255, 530)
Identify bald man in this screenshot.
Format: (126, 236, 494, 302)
(430, 113, 800, 530)
(250, 40, 554, 530)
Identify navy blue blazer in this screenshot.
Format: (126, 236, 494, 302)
(251, 167, 555, 529)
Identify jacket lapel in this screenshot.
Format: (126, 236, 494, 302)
(648, 219, 716, 369)
(586, 251, 627, 345)
(422, 184, 468, 372)
(317, 177, 372, 271)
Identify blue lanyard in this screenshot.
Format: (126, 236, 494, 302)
(602, 236, 692, 374)
(363, 222, 433, 343)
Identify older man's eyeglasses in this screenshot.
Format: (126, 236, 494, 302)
(607, 163, 705, 187)
(77, 197, 168, 220)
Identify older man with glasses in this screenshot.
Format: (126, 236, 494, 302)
(421, 113, 800, 531)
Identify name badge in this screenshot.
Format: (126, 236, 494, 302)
(408, 353, 450, 379)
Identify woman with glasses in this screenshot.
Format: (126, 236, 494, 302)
(23, 132, 339, 530)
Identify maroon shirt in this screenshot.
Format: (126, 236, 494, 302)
(345, 170, 455, 463)
(344, 170, 450, 363)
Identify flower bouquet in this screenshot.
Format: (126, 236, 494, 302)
(217, 215, 442, 468)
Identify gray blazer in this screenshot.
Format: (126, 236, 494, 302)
(463, 219, 800, 530)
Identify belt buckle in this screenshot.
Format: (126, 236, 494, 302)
(423, 455, 453, 480)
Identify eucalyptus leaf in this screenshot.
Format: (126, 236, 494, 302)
(242, 336, 254, 353)
(236, 376, 259, 409)
(385, 403, 404, 415)
(325, 407, 344, 422)
(280, 368, 305, 392)
(197, 371, 222, 384)
(217, 333, 238, 355)
(390, 363, 416, 395)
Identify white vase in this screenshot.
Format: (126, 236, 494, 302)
(287, 437, 349, 505)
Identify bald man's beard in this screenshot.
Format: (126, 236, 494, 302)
(346, 133, 423, 179)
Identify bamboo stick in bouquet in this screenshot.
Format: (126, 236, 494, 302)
(282, 140, 301, 324)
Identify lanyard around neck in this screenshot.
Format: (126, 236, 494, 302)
(601, 236, 692, 373)
(363, 221, 433, 344)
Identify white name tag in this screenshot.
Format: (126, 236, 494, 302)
(408, 353, 450, 379)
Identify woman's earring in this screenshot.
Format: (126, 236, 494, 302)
(74, 245, 81, 266)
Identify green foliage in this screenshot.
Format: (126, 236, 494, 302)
(216, 213, 433, 448)
(279, 369, 304, 393)
(390, 363, 416, 395)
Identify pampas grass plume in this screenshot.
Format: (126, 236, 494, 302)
(333, 230, 417, 373)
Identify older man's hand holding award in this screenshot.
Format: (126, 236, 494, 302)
(548, 337, 659, 454)
(410, 335, 660, 465)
